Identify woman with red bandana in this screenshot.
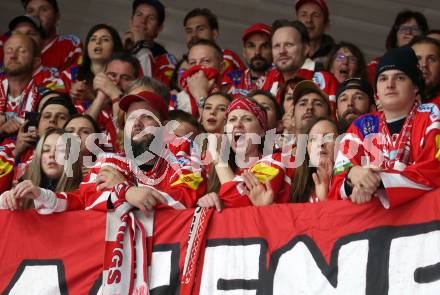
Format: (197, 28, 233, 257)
(197, 97, 294, 210)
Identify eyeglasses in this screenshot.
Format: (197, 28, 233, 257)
(335, 53, 357, 64)
(397, 25, 422, 35)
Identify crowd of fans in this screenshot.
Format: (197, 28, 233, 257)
(0, 0, 440, 213)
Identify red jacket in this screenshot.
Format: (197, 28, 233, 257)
(329, 103, 440, 208)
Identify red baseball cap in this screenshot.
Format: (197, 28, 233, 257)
(295, 0, 329, 21)
(242, 23, 272, 43)
(119, 91, 169, 120)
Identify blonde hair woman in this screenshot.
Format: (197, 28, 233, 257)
(1, 128, 83, 210)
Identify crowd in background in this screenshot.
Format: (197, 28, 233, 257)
(0, 0, 439, 213)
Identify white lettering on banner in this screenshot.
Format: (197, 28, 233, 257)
(149, 251, 172, 289)
(273, 240, 368, 294)
(200, 244, 261, 294)
(6, 263, 65, 295)
(389, 231, 440, 295)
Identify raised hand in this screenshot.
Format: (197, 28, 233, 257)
(242, 170, 274, 206)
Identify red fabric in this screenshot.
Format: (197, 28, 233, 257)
(153, 53, 176, 87)
(222, 48, 246, 76)
(225, 97, 268, 130)
(219, 153, 295, 207)
(180, 65, 219, 90)
(119, 90, 169, 120)
(260, 68, 339, 114)
(40, 35, 83, 72)
(367, 57, 380, 87)
(242, 23, 272, 42)
(329, 104, 440, 208)
(3, 189, 440, 293)
(224, 68, 270, 96)
(0, 210, 105, 294)
(42, 138, 205, 212)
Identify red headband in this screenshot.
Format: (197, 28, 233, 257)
(225, 98, 268, 130)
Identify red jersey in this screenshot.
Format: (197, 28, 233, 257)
(329, 103, 440, 208)
(223, 48, 246, 75)
(260, 68, 339, 113)
(153, 53, 176, 86)
(0, 65, 64, 119)
(31, 138, 206, 213)
(219, 152, 295, 208)
(40, 35, 82, 72)
(225, 68, 270, 97)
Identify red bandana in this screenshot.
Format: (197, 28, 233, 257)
(225, 97, 268, 130)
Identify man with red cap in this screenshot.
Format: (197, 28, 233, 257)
(260, 19, 338, 112)
(227, 23, 273, 96)
(2, 81, 206, 213)
(20, 0, 82, 72)
(295, 0, 334, 70)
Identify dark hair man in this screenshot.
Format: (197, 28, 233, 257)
(183, 8, 245, 76)
(260, 19, 338, 113)
(227, 23, 273, 97)
(124, 0, 176, 86)
(335, 78, 375, 131)
(21, 0, 83, 72)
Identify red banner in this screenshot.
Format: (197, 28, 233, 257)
(2, 190, 440, 294)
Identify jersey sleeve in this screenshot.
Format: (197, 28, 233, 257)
(379, 106, 440, 208)
(328, 125, 366, 201)
(155, 140, 206, 209)
(34, 153, 135, 213)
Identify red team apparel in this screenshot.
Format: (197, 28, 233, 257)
(222, 48, 246, 75)
(40, 34, 83, 72)
(219, 153, 295, 207)
(260, 68, 339, 113)
(225, 68, 270, 98)
(0, 65, 65, 120)
(329, 103, 440, 208)
(30, 138, 205, 213)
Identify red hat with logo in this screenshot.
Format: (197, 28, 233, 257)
(119, 91, 169, 120)
(242, 23, 272, 43)
(295, 0, 329, 21)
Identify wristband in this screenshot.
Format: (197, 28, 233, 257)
(197, 96, 206, 108)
